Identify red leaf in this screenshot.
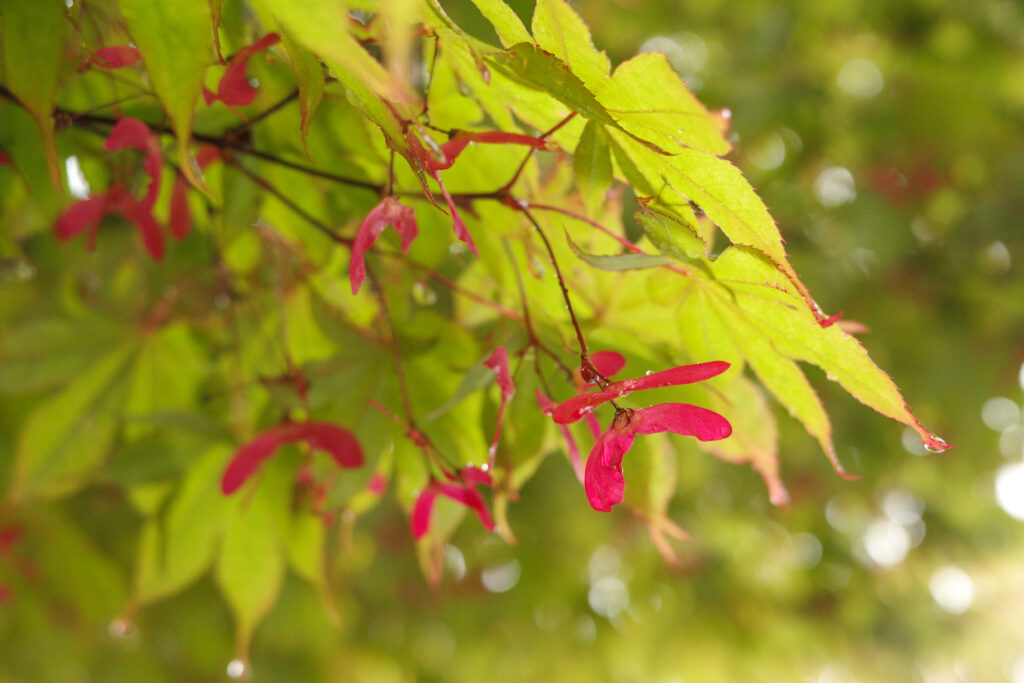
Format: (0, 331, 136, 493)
(350, 197, 418, 294)
(216, 33, 280, 107)
(91, 46, 141, 69)
(221, 421, 364, 494)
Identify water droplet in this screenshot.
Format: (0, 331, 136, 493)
(226, 658, 251, 679)
(645, 370, 654, 375)
(411, 281, 437, 306)
(923, 435, 948, 453)
(480, 463, 490, 472)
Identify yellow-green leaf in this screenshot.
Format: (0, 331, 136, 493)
(532, 0, 610, 88)
(12, 345, 135, 502)
(601, 53, 730, 156)
(280, 30, 325, 154)
(574, 120, 612, 214)
(468, 0, 531, 47)
(134, 447, 233, 605)
(120, 0, 212, 191)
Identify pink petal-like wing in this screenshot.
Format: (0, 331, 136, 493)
(118, 197, 166, 261)
(619, 361, 730, 392)
(632, 403, 733, 442)
(349, 197, 419, 294)
(483, 347, 514, 402)
(551, 387, 621, 424)
(459, 465, 493, 486)
(221, 421, 364, 494)
(435, 482, 495, 532)
(104, 117, 153, 153)
(104, 118, 162, 208)
(433, 171, 477, 255)
(589, 350, 626, 380)
(584, 428, 636, 512)
(221, 424, 297, 494)
(217, 33, 280, 106)
(297, 421, 365, 468)
(92, 46, 141, 69)
(410, 486, 438, 540)
(55, 195, 108, 241)
(537, 389, 586, 484)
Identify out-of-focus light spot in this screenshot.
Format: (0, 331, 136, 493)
(995, 463, 1024, 520)
(443, 545, 466, 581)
(929, 565, 975, 614)
(980, 240, 1011, 274)
(787, 532, 823, 569)
(816, 664, 854, 683)
(837, 58, 884, 97)
(412, 623, 456, 668)
(1019, 361, 1024, 392)
(638, 33, 707, 87)
(588, 545, 621, 583)
(748, 132, 786, 171)
(815, 166, 856, 207)
(862, 518, 911, 567)
(226, 659, 250, 679)
(911, 217, 938, 244)
(588, 576, 630, 618)
(982, 397, 1021, 431)
(481, 559, 520, 593)
(1010, 655, 1024, 683)
(902, 427, 929, 456)
(575, 615, 597, 643)
(533, 602, 570, 632)
(880, 489, 924, 526)
(825, 494, 865, 533)
(65, 156, 91, 199)
(1000, 426, 1024, 459)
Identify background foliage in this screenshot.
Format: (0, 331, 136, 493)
(2, 0, 1023, 681)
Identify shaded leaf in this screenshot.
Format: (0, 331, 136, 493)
(565, 230, 674, 271)
(0, 0, 64, 186)
(120, 0, 212, 191)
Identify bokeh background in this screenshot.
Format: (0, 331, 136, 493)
(3, 0, 1024, 681)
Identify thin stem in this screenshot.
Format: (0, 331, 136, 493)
(529, 202, 689, 276)
(517, 206, 591, 364)
(225, 159, 353, 246)
(232, 89, 299, 135)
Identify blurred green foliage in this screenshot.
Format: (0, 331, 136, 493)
(2, 0, 1023, 681)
